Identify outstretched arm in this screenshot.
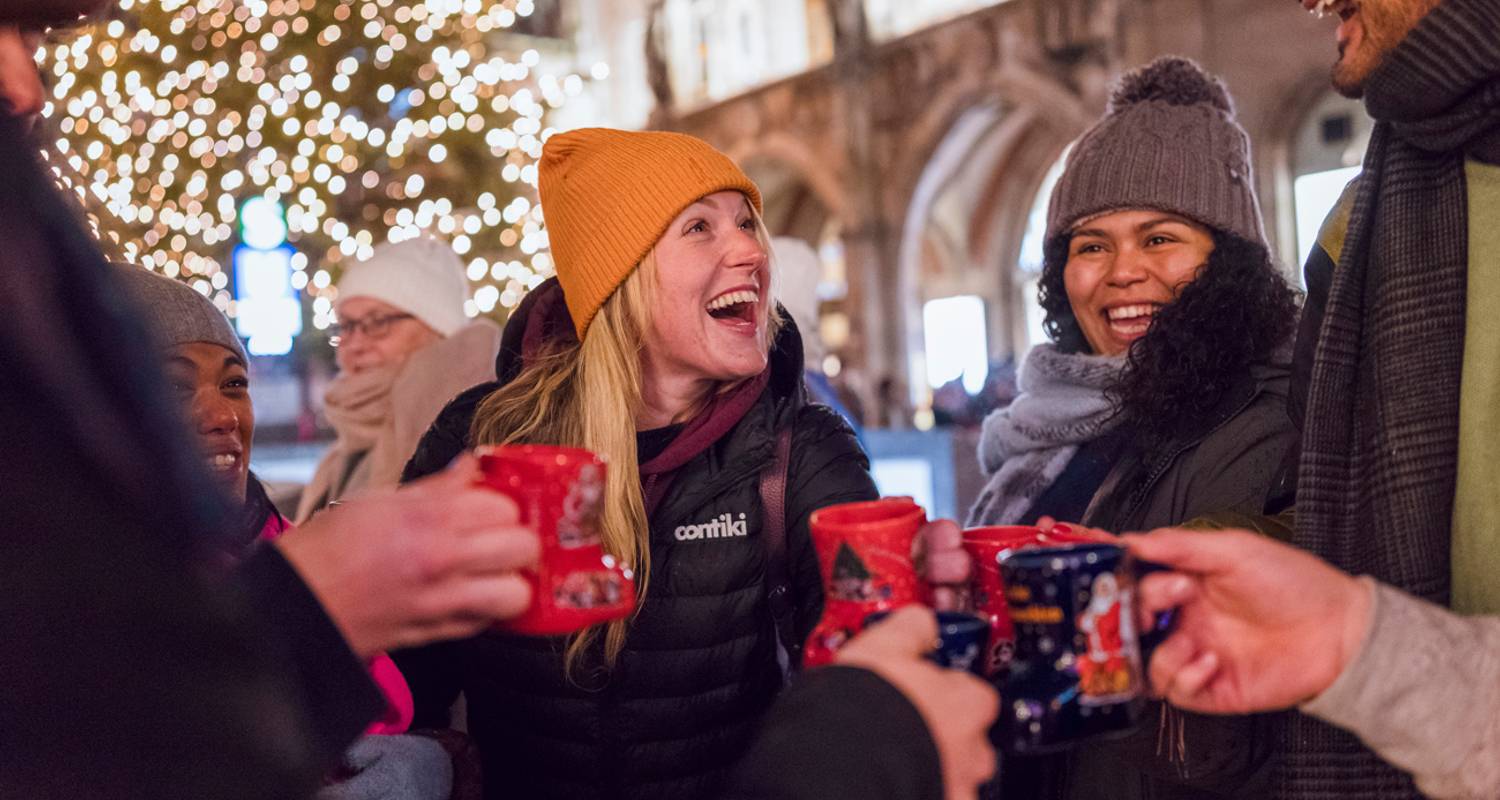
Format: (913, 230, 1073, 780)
(1129, 528, 1500, 799)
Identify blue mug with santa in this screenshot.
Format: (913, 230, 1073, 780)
(993, 541, 1172, 754)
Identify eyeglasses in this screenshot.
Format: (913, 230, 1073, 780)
(329, 313, 414, 347)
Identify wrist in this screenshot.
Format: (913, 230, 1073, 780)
(1329, 574, 1375, 695)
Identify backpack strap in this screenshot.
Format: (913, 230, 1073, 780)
(759, 423, 797, 679)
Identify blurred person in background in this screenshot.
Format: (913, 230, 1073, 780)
(771, 235, 863, 438)
(297, 237, 501, 521)
(113, 264, 457, 800)
(931, 377, 980, 428)
(875, 374, 911, 429)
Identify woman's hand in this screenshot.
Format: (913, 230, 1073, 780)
(913, 519, 969, 611)
(1035, 515, 1117, 541)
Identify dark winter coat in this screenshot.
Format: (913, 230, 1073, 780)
(0, 117, 380, 799)
(724, 666, 943, 800)
(990, 359, 1294, 800)
(1084, 360, 1295, 535)
(393, 279, 878, 800)
(1062, 359, 1295, 800)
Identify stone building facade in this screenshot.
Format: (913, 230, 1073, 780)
(569, 0, 1368, 423)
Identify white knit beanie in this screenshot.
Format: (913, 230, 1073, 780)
(335, 237, 469, 337)
(771, 236, 825, 363)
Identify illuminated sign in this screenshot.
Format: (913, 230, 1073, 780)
(233, 196, 302, 356)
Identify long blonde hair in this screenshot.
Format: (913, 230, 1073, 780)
(470, 203, 781, 676)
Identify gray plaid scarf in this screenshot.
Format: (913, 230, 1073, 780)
(1285, 0, 1500, 796)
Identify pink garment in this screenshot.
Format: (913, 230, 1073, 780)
(259, 514, 414, 735)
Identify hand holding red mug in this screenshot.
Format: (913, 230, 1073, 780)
(914, 518, 970, 611)
(806, 500, 1018, 667)
(804, 498, 932, 667)
(475, 444, 636, 636)
(277, 453, 541, 657)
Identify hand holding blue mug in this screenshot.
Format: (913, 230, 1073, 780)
(1123, 528, 1372, 716)
(837, 607, 999, 798)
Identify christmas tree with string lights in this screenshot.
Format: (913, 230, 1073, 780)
(38, 0, 586, 333)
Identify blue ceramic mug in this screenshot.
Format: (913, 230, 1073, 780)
(994, 541, 1172, 754)
(864, 610, 991, 675)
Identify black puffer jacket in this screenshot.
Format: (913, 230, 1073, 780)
(393, 279, 878, 800)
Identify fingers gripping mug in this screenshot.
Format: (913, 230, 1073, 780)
(994, 541, 1171, 754)
(803, 498, 927, 668)
(475, 445, 636, 636)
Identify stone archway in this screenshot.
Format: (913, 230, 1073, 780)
(733, 132, 851, 237)
(890, 65, 1093, 406)
(1262, 71, 1373, 275)
(742, 157, 836, 244)
(665, 0, 1123, 414)
(895, 101, 1010, 403)
(1263, 69, 1347, 272)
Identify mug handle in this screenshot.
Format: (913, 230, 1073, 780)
(1130, 558, 1177, 686)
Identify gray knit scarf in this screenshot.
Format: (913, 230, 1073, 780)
(1286, 0, 1500, 796)
(967, 343, 1124, 527)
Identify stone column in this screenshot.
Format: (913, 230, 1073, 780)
(829, 0, 908, 425)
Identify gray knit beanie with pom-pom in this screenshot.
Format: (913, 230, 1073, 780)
(1045, 56, 1266, 248)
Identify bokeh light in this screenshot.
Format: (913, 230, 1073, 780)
(39, 0, 595, 321)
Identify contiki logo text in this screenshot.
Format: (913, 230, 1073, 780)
(674, 513, 749, 541)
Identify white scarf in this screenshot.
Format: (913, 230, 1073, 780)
(296, 320, 500, 522)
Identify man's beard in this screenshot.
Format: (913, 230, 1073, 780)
(1332, 40, 1367, 98)
(1330, 0, 1442, 98)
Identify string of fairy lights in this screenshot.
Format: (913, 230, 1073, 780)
(38, 0, 609, 329)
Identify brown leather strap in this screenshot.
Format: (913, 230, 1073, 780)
(759, 424, 796, 676)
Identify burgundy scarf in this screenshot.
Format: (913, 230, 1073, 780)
(639, 369, 771, 516)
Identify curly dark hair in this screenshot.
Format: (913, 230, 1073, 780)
(1036, 230, 1300, 452)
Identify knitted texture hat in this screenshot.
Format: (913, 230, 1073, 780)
(111, 263, 249, 363)
(539, 127, 762, 337)
(771, 236, 825, 362)
(1046, 57, 1266, 248)
(336, 237, 469, 337)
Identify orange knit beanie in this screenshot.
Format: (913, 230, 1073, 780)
(538, 127, 762, 337)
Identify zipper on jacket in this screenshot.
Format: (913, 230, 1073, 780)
(1115, 387, 1263, 528)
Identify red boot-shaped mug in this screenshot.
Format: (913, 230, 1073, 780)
(803, 497, 928, 668)
(476, 445, 635, 635)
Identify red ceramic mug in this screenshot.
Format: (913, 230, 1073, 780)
(475, 444, 635, 636)
(961, 524, 1076, 677)
(803, 497, 928, 667)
